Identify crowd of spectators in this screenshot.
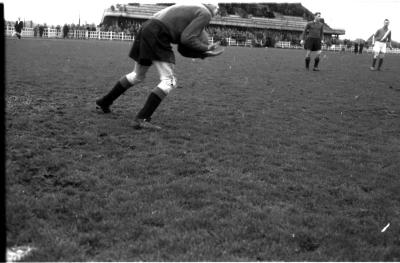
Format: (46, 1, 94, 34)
(206, 25, 307, 47)
(99, 18, 143, 36)
(29, 23, 97, 38)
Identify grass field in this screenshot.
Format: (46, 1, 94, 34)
(5, 38, 400, 261)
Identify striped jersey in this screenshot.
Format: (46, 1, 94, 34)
(374, 27, 391, 42)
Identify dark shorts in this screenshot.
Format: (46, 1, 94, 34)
(304, 38, 322, 51)
(129, 19, 175, 66)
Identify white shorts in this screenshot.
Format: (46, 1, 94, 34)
(373, 41, 387, 54)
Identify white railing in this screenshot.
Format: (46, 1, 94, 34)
(275, 41, 291, 48)
(4, 26, 134, 41)
(325, 44, 400, 54)
(4, 26, 400, 53)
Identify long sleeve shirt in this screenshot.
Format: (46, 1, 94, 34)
(153, 4, 213, 52)
(302, 21, 324, 40)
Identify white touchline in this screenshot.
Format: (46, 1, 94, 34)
(381, 223, 390, 232)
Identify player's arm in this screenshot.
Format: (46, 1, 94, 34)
(320, 23, 324, 44)
(300, 23, 309, 45)
(388, 31, 392, 49)
(180, 12, 212, 52)
(372, 30, 379, 46)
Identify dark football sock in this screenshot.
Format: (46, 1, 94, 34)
(372, 58, 377, 67)
(98, 81, 128, 106)
(136, 92, 162, 120)
(378, 58, 383, 69)
(305, 57, 311, 69)
(314, 57, 320, 68)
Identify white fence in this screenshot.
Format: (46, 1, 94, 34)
(274, 41, 400, 54)
(224, 38, 253, 47)
(4, 26, 135, 41)
(5, 26, 400, 53)
(5, 26, 250, 47)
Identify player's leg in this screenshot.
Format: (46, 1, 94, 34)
(96, 62, 150, 113)
(377, 53, 385, 70)
(303, 38, 312, 70)
(312, 39, 322, 71)
(371, 52, 380, 70)
(305, 50, 312, 70)
(134, 61, 177, 130)
(313, 50, 322, 71)
(370, 43, 381, 70)
(377, 44, 387, 70)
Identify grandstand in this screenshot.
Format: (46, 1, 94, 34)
(101, 3, 345, 42)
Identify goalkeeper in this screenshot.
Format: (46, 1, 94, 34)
(96, 2, 223, 130)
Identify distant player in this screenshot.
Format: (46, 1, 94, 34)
(12, 18, 23, 39)
(370, 19, 392, 71)
(96, 2, 223, 130)
(300, 12, 324, 71)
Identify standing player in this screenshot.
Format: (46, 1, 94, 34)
(300, 12, 324, 71)
(96, 2, 223, 130)
(370, 19, 392, 71)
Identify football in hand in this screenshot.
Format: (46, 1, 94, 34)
(178, 30, 216, 59)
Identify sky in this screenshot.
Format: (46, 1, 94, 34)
(2, 0, 400, 41)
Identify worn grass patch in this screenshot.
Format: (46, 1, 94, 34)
(6, 38, 400, 261)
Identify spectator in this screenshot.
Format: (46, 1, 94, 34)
(39, 25, 45, 37)
(33, 26, 38, 37)
(354, 41, 359, 54)
(12, 18, 24, 39)
(358, 39, 365, 54)
(63, 24, 70, 38)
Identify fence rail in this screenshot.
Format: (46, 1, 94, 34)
(4, 26, 135, 41)
(274, 41, 400, 54)
(5, 26, 400, 54)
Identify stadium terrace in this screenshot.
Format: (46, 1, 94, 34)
(101, 3, 345, 46)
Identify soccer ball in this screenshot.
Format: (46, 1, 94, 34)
(199, 30, 210, 45)
(178, 30, 210, 58)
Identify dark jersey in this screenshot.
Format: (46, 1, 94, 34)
(302, 21, 324, 40)
(153, 3, 213, 52)
(14, 21, 23, 33)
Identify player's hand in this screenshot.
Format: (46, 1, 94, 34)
(300, 40, 304, 45)
(204, 45, 225, 57)
(208, 42, 220, 51)
(321, 40, 324, 44)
